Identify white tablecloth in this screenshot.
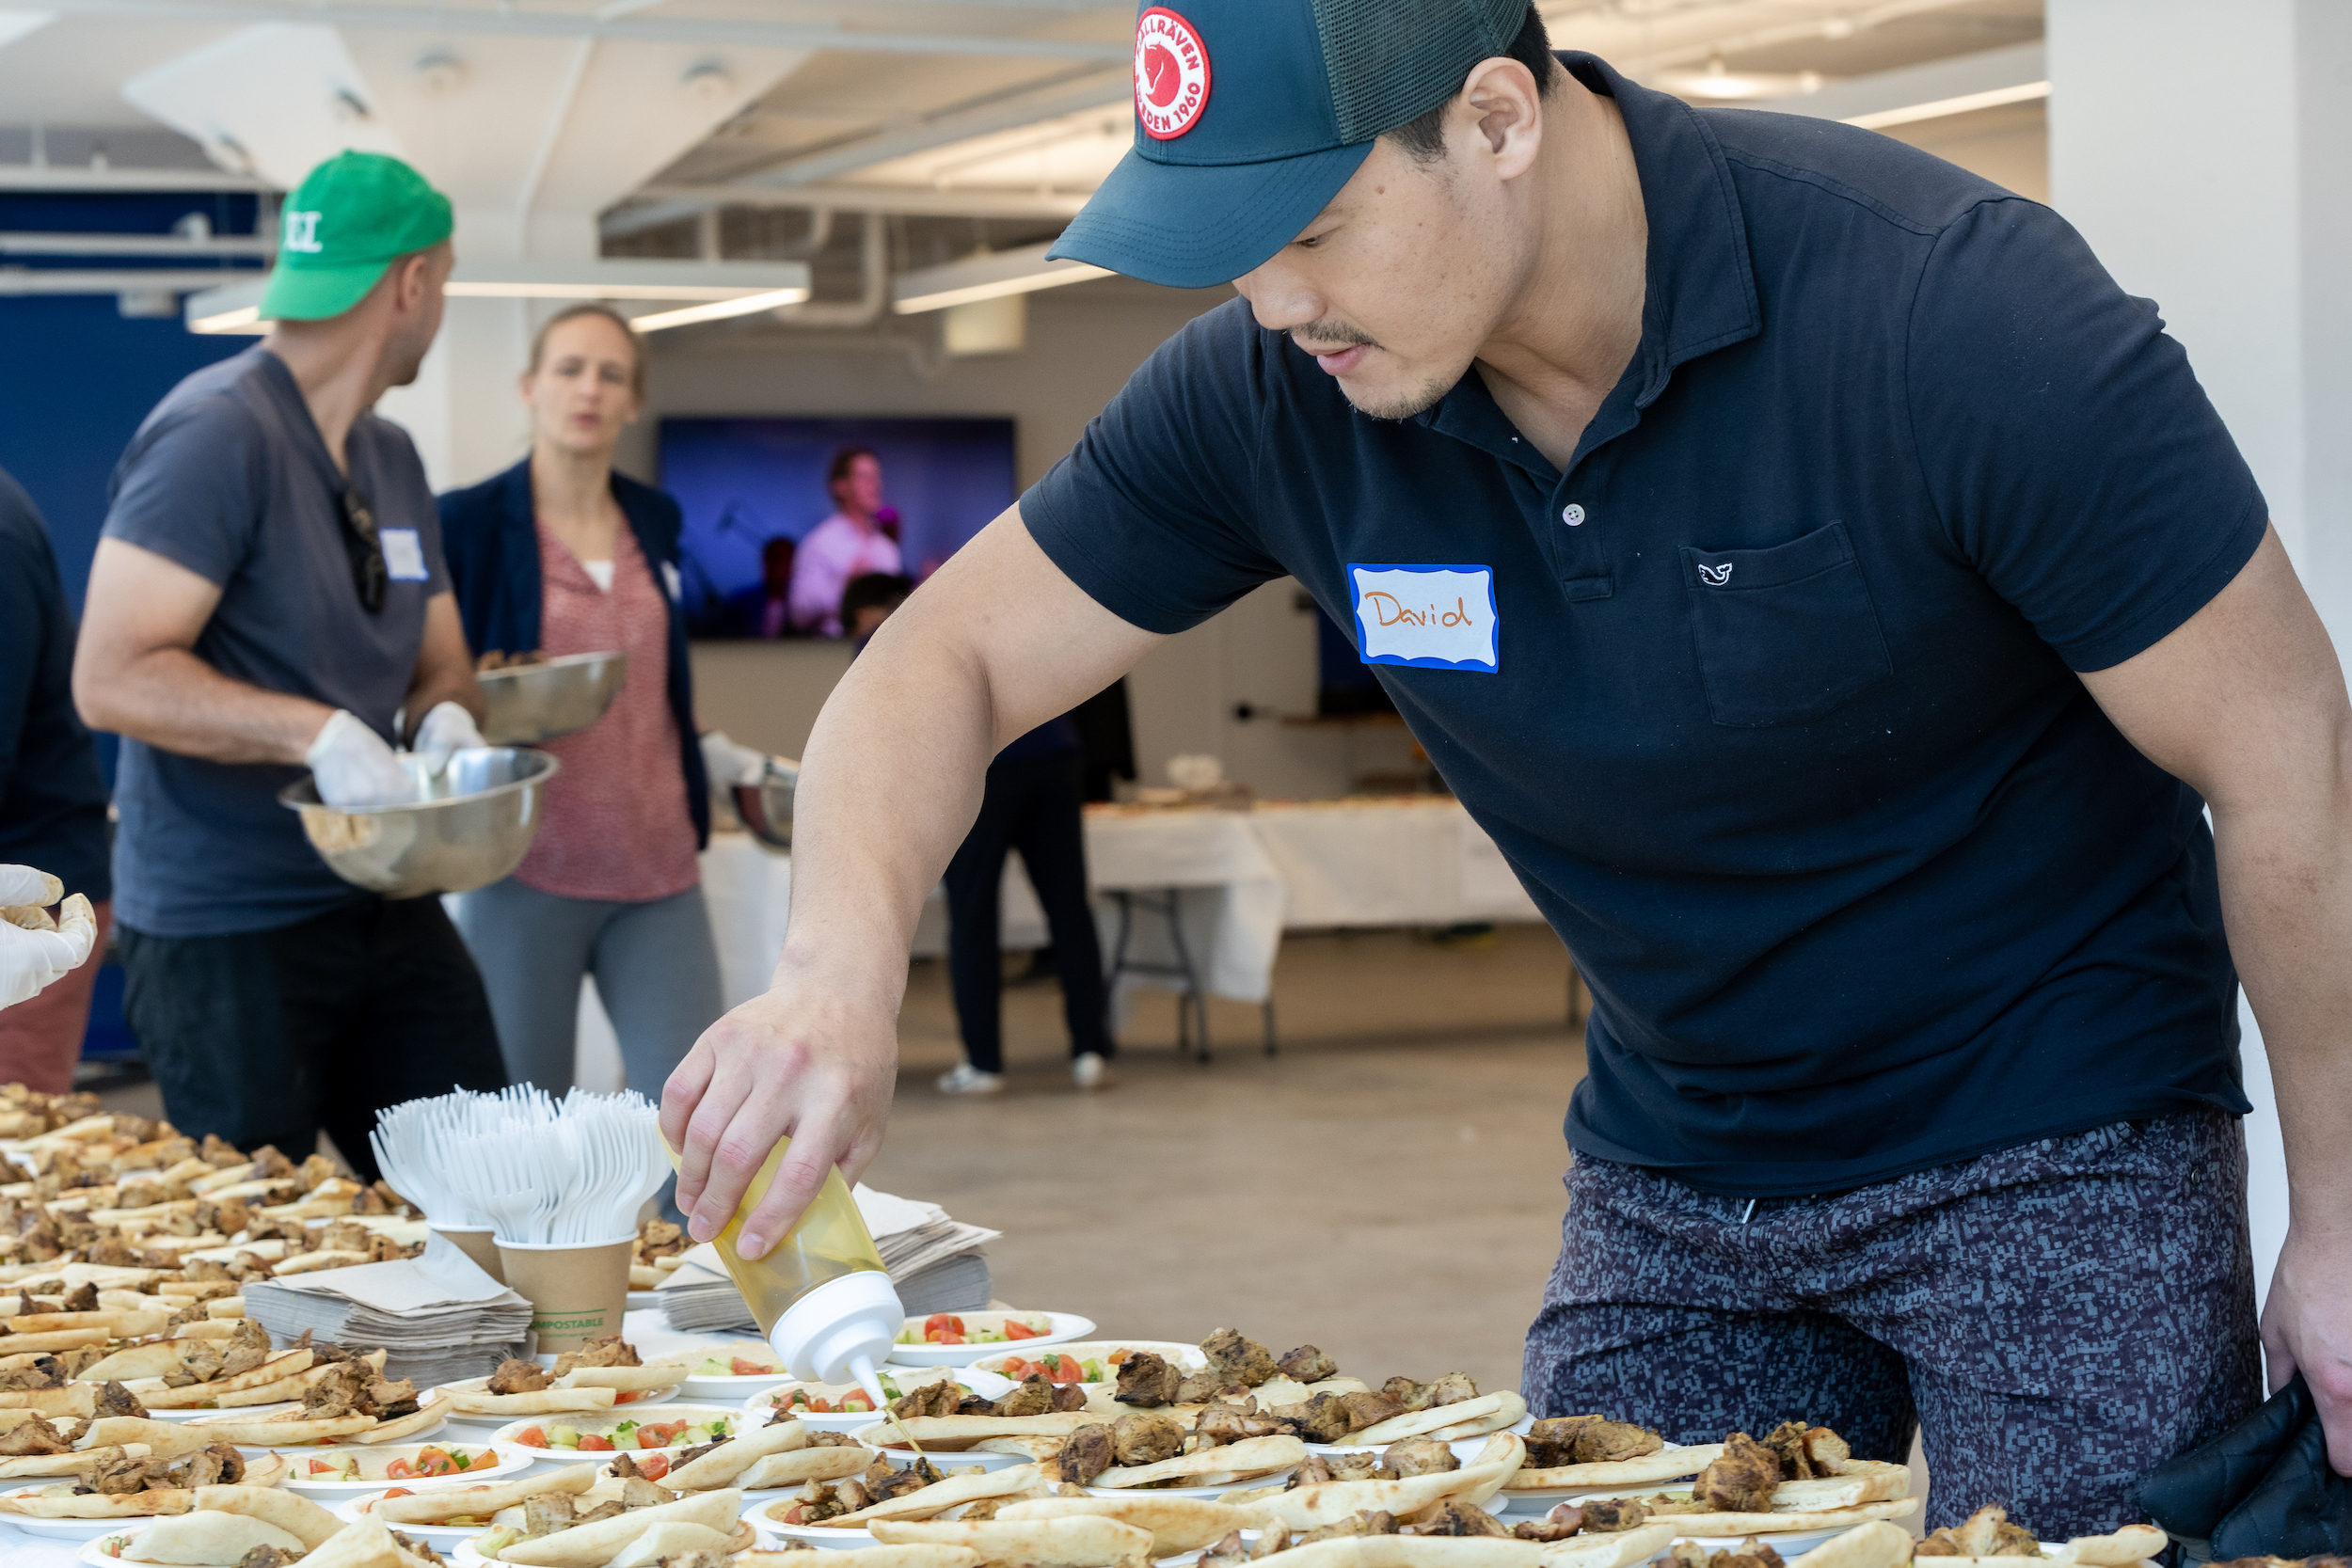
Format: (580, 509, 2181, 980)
(699, 797, 1543, 1012)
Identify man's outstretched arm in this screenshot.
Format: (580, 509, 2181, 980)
(2082, 525, 2352, 1473)
(659, 506, 1164, 1258)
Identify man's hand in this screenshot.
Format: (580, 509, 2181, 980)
(657, 507, 1164, 1259)
(660, 964, 899, 1258)
(2264, 1226, 2352, 1471)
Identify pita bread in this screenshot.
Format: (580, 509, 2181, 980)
(0, 1385, 94, 1418)
(78, 1418, 215, 1459)
(0, 1443, 150, 1477)
(555, 1365, 685, 1394)
(1630, 1497, 1918, 1535)
(85, 1341, 213, 1383)
(492, 1487, 741, 1567)
(135, 1352, 319, 1410)
(1346, 1392, 1526, 1448)
(369, 1462, 600, 1525)
(300, 1518, 417, 1568)
(996, 1494, 1260, 1554)
(0, 1486, 199, 1519)
(876, 1412, 1100, 1448)
(663, 1416, 808, 1489)
(1245, 1433, 1526, 1531)
(443, 1385, 618, 1417)
(7, 1309, 172, 1337)
(1771, 1463, 1910, 1510)
(973, 1436, 1064, 1461)
(0, 1328, 110, 1354)
(2056, 1525, 2168, 1566)
(119, 1511, 306, 1564)
(1503, 1445, 1724, 1490)
(1537, 1523, 1682, 1568)
(183, 1410, 377, 1444)
(869, 1515, 1156, 1568)
(355, 1394, 455, 1443)
(758, 1549, 980, 1568)
(735, 1445, 876, 1491)
(193, 1483, 347, 1549)
(1257, 1537, 1544, 1568)
(1093, 1434, 1306, 1489)
(832, 1464, 1049, 1527)
(1784, 1521, 1915, 1568)
(603, 1521, 739, 1565)
(213, 1369, 323, 1408)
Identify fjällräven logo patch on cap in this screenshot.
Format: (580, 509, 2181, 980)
(1135, 7, 1211, 139)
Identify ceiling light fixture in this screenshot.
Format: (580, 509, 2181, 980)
(628, 286, 811, 331)
(184, 260, 812, 334)
(1843, 80, 2051, 131)
(891, 242, 1109, 316)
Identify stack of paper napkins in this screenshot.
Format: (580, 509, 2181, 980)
(658, 1184, 996, 1333)
(243, 1232, 535, 1387)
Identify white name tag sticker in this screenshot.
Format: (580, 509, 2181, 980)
(661, 561, 683, 603)
(380, 528, 429, 582)
(1349, 563, 1499, 673)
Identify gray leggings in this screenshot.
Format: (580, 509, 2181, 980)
(454, 877, 724, 1100)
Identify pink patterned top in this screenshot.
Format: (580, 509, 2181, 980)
(512, 520, 700, 903)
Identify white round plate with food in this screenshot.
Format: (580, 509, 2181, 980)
(486, 1405, 749, 1471)
(0, 1494, 160, 1544)
(662, 1339, 801, 1401)
(960, 1341, 1205, 1386)
(883, 1311, 1095, 1367)
(849, 1423, 1036, 1471)
(1674, 1527, 1849, 1558)
(138, 1401, 303, 1423)
(746, 1496, 878, 1550)
(437, 1386, 680, 1429)
(77, 1526, 151, 1563)
(744, 1367, 954, 1431)
(279, 1441, 525, 1498)
(336, 1491, 494, 1548)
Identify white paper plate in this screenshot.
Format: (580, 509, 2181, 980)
(77, 1526, 147, 1563)
(850, 1423, 1038, 1470)
(663, 1343, 797, 1402)
(279, 1441, 525, 1497)
(746, 1497, 878, 1551)
(0, 1492, 174, 1544)
(742, 1368, 955, 1431)
(338, 1491, 502, 1548)
(486, 1404, 748, 1470)
(883, 1312, 1096, 1367)
(437, 1385, 680, 1428)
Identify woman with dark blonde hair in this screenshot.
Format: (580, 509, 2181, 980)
(438, 304, 763, 1113)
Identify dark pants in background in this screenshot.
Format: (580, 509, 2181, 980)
(118, 895, 508, 1178)
(943, 749, 1113, 1073)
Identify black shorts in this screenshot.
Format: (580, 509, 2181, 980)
(1524, 1111, 2262, 1538)
(117, 895, 507, 1179)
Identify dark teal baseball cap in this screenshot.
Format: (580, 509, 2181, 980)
(1048, 0, 1529, 289)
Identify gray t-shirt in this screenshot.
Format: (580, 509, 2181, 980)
(103, 346, 449, 937)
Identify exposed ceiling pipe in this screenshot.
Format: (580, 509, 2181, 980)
(515, 36, 600, 259)
(0, 165, 273, 192)
(611, 183, 1086, 230)
(0, 267, 264, 293)
(30, 0, 1130, 60)
(0, 231, 270, 257)
(760, 210, 887, 330)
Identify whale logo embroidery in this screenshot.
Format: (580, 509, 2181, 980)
(1697, 562, 1734, 586)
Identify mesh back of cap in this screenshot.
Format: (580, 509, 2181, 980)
(1311, 0, 1531, 145)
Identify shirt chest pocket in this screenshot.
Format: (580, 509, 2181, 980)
(1680, 521, 1893, 727)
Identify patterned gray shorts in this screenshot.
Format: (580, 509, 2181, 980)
(1522, 1111, 2261, 1539)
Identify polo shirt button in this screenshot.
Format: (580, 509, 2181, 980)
(1562, 503, 1586, 527)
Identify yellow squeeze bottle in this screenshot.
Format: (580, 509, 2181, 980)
(668, 1138, 905, 1412)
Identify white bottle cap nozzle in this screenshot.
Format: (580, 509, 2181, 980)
(768, 1271, 904, 1408)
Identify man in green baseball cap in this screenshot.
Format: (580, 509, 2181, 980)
(261, 149, 454, 322)
(74, 148, 507, 1178)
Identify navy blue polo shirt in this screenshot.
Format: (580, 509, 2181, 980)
(1023, 53, 2265, 1195)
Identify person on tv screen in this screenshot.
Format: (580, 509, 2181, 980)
(787, 446, 901, 637)
(725, 534, 798, 639)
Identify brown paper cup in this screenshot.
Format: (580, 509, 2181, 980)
(433, 1227, 505, 1284)
(496, 1237, 633, 1354)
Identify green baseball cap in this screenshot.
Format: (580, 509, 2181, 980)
(259, 150, 454, 322)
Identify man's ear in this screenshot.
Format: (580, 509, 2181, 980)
(1458, 55, 1546, 178)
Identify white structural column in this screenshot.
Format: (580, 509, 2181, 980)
(2045, 0, 2352, 1333)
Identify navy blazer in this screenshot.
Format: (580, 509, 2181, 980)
(438, 459, 711, 849)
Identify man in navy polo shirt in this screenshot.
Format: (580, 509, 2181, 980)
(667, 2, 2352, 1527)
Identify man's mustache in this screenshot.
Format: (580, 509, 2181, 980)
(1293, 320, 1377, 354)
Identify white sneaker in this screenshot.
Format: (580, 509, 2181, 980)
(1072, 1053, 1115, 1091)
(936, 1063, 1005, 1096)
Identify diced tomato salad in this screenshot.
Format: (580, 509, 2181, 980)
(636, 1451, 671, 1481)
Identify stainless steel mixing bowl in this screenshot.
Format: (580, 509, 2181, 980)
(732, 757, 798, 850)
(476, 651, 628, 744)
(278, 748, 562, 898)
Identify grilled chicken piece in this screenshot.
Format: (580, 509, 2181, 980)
(1527, 1416, 1667, 1468)
(1272, 1394, 1356, 1445)
(892, 1380, 963, 1419)
(1381, 1378, 1434, 1414)
(1049, 1382, 1089, 1413)
(162, 1341, 226, 1388)
(59, 1282, 97, 1313)
(961, 1500, 1005, 1522)
(1276, 1346, 1337, 1383)
(1115, 1352, 1182, 1408)
(1514, 1504, 1585, 1543)
(1581, 1498, 1653, 1532)
(83, 1457, 153, 1495)
(993, 1375, 1057, 1418)
(1112, 1411, 1184, 1465)
(1405, 1504, 1511, 1537)
(1297, 1512, 1399, 1545)
(1383, 1436, 1459, 1477)
(1696, 1433, 1783, 1513)
(1201, 1529, 1253, 1568)
(0, 1417, 69, 1456)
(1177, 1371, 1246, 1405)
(388, 1531, 447, 1566)
(364, 1377, 419, 1418)
(1336, 1392, 1406, 1433)
(552, 1335, 640, 1376)
(1422, 1373, 1478, 1408)
(304, 1364, 366, 1418)
(1762, 1421, 1848, 1480)
(1053, 1425, 1117, 1485)
(1668, 1541, 1787, 1568)
(573, 1500, 627, 1527)
(488, 1358, 551, 1395)
(0, 1356, 66, 1393)
(1195, 1400, 1288, 1449)
(167, 1445, 244, 1489)
(1918, 1504, 2042, 1558)
(617, 1476, 675, 1510)
(1200, 1329, 1278, 1387)
(93, 1382, 147, 1420)
(236, 1549, 300, 1568)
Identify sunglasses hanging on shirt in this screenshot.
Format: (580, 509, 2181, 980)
(338, 485, 387, 614)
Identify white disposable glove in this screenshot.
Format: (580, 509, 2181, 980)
(305, 709, 413, 809)
(412, 701, 485, 778)
(0, 866, 98, 1010)
(699, 729, 772, 789)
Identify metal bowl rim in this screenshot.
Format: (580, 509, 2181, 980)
(474, 650, 627, 682)
(274, 750, 563, 816)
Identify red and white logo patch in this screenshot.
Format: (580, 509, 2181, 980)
(1135, 7, 1211, 140)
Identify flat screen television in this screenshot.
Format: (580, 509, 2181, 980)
(660, 415, 1018, 639)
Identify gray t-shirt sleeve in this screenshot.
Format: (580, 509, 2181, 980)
(102, 392, 269, 588)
